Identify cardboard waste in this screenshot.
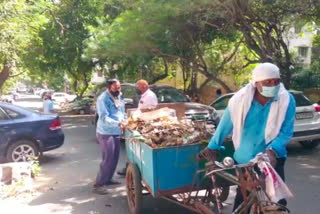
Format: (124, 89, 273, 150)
(125, 107, 212, 148)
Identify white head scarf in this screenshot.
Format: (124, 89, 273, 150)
(251, 63, 280, 85)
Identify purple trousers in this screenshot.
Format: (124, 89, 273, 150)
(95, 133, 120, 187)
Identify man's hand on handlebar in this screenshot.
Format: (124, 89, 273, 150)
(197, 147, 218, 163)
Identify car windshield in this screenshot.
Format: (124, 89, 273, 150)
(153, 88, 189, 103)
(211, 95, 233, 110)
(291, 93, 313, 107)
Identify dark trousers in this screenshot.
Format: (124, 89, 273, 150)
(233, 158, 287, 212)
(95, 133, 120, 187)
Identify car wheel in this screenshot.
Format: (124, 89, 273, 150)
(6, 140, 39, 162)
(299, 140, 320, 149)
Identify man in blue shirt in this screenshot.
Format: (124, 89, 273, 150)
(43, 94, 55, 114)
(199, 63, 295, 211)
(93, 79, 126, 195)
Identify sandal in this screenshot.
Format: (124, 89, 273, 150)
(92, 186, 109, 195)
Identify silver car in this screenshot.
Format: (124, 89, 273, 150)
(211, 91, 320, 149)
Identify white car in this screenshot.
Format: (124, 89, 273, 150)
(210, 90, 320, 149)
(52, 92, 77, 104)
(0, 94, 14, 103)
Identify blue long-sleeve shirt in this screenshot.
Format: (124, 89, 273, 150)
(208, 94, 296, 164)
(96, 91, 126, 135)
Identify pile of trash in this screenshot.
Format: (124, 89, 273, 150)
(125, 107, 212, 148)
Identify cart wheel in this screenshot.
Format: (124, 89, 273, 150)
(126, 163, 143, 214)
(210, 184, 230, 203)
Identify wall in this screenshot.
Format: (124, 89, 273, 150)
(285, 25, 314, 67)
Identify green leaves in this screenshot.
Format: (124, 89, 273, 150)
(2, 0, 320, 92)
(0, 0, 51, 89)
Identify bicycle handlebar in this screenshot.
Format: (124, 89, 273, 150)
(204, 157, 259, 177)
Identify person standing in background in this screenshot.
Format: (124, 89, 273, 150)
(192, 94, 200, 102)
(136, 79, 158, 109)
(216, 89, 222, 99)
(117, 79, 158, 176)
(43, 94, 55, 114)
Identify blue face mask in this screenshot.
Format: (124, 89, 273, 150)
(260, 84, 280, 97)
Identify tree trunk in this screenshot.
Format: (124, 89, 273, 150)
(68, 70, 78, 94)
(0, 62, 13, 89)
(151, 58, 169, 83)
(180, 60, 191, 92)
(207, 75, 233, 93)
(199, 78, 212, 91)
(78, 72, 90, 98)
(195, 67, 233, 93)
(190, 71, 198, 96)
(78, 83, 88, 98)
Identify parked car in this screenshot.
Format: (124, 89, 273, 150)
(52, 92, 77, 104)
(63, 96, 94, 115)
(0, 94, 14, 103)
(210, 90, 320, 149)
(0, 102, 65, 162)
(35, 89, 55, 99)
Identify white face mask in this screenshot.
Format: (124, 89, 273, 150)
(260, 84, 280, 97)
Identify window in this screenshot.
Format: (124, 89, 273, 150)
(121, 85, 139, 102)
(97, 70, 103, 77)
(155, 88, 189, 103)
(0, 108, 8, 121)
(294, 24, 303, 34)
(211, 95, 233, 110)
(291, 93, 312, 107)
(298, 47, 308, 58)
(2, 107, 24, 119)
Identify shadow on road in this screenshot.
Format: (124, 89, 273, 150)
(29, 182, 195, 214)
(287, 142, 320, 157)
(61, 115, 95, 130)
(39, 154, 66, 166)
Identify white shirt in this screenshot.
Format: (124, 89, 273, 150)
(138, 89, 158, 109)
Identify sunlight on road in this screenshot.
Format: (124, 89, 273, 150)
(13, 100, 61, 111)
(63, 197, 96, 204)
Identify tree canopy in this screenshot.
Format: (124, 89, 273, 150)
(0, 0, 49, 89)
(83, 0, 320, 92)
(1, 0, 320, 94)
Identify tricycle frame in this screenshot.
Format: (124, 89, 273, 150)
(125, 136, 231, 214)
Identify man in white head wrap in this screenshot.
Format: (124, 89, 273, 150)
(198, 62, 295, 210)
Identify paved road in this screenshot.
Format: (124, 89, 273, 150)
(2, 113, 320, 214)
(27, 115, 203, 214)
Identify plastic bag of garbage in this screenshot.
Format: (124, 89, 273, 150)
(257, 161, 293, 202)
(131, 130, 146, 142)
